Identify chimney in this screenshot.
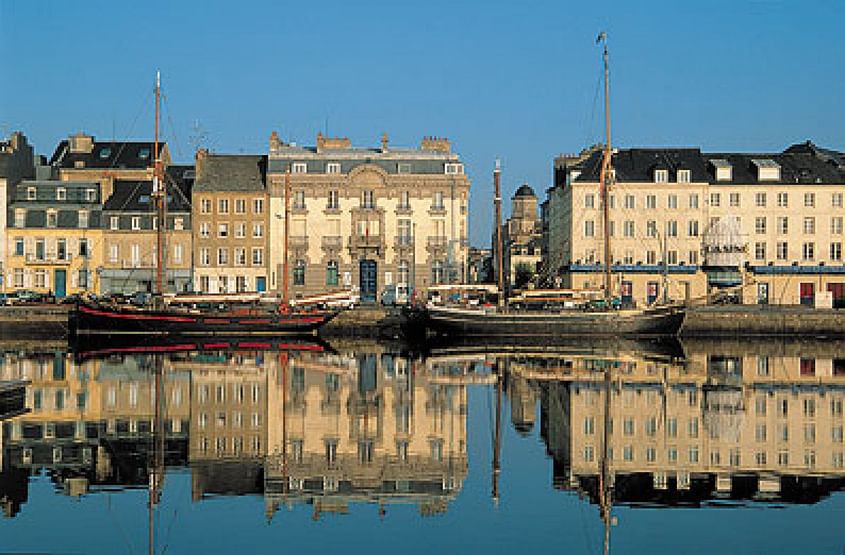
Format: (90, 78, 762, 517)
(269, 131, 283, 152)
(421, 136, 451, 153)
(195, 148, 208, 175)
(69, 132, 94, 154)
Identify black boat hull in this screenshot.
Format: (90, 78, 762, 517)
(69, 302, 338, 338)
(420, 304, 686, 337)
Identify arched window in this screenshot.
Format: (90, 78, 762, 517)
(326, 260, 339, 286)
(294, 259, 306, 286)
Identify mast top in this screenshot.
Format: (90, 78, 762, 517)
(494, 159, 501, 173)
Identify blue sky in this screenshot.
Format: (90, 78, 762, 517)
(1, 0, 842, 246)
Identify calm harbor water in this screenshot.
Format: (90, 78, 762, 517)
(0, 337, 843, 554)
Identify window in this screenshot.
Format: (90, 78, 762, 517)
(174, 243, 183, 264)
(398, 190, 411, 210)
(755, 217, 767, 234)
(294, 259, 306, 285)
(130, 244, 140, 266)
(831, 242, 842, 261)
(327, 190, 339, 210)
(777, 217, 788, 234)
(252, 247, 264, 265)
(217, 248, 228, 265)
(294, 191, 306, 209)
(14, 209, 25, 228)
(689, 250, 699, 265)
(234, 248, 246, 266)
(802, 242, 815, 261)
(253, 198, 264, 214)
(623, 221, 635, 237)
(199, 222, 209, 238)
(397, 162, 411, 174)
(131, 216, 141, 230)
(432, 191, 444, 210)
(431, 261, 444, 284)
(85, 188, 96, 202)
(624, 195, 635, 209)
(752, 192, 766, 207)
(710, 192, 720, 207)
(77, 210, 88, 229)
(326, 260, 339, 285)
(755, 242, 766, 260)
(654, 169, 668, 183)
(585, 194, 595, 209)
(777, 241, 788, 260)
(833, 217, 843, 235)
(35, 238, 44, 260)
(326, 162, 341, 174)
(201, 199, 211, 214)
(46, 210, 57, 228)
(218, 223, 229, 238)
(398, 219, 412, 244)
(584, 220, 595, 237)
(445, 163, 463, 174)
(292, 162, 307, 174)
(646, 220, 657, 238)
(173, 217, 184, 230)
(677, 169, 690, 183)
(689, 193, 699, 209)
(777, 192, 788, 207)
(253, 223, 264, 238)
(235, 198, 246, 214)
(14, 237, 23, 256)
(218, 199, 229, 214)
(13, 269, 23, 288)
(758, 356, 770, 376)
(646, 250, 656, 264)
(646, 195, 656, 209)
(804, 192, 815, 208)
(398, 260, 410, 285)
(109, 244, 119, 263)
(56, 187, 66, 201)
(666, 220, 678, 237)
(804, 217, 815, 234)
(26, 187, 36, 200)
(687, 220, 698, 237)
(235, 222, 246, 238)
(729, 192, 740, 207)
(200, 247, 210, 266)
(667, 250, 678, 264)
(834, 192, 843, 208)
(362, 190, 375, 209)
(668, 194, 678, 209)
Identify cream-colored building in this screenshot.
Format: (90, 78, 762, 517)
(496, 184, 542, 291)
(267, 132, 470, 301)
(546, 143, 845, 307)
(192, 152, 269, 293)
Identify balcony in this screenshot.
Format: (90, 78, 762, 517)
(427, 236, 448, 250)
(290, 235, 309, 249)
(321, 235, 342, 250)
(394, 235, 414, 250)
(25, 253, 72, 265)
(349, 234, 384, 252)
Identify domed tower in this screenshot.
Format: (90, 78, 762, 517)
(509, 184, 538, 240)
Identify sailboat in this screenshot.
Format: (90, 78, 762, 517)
(421, 34, 685, 338)
(68, 72, 339, 341)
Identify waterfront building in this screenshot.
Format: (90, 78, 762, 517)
(0, 132, 35, 289)
(544, 142, 845, 306)
(466, 246, 492, 284)
(266, 132, 470, 301)
(99, 165, 193, 294)
(495, 184, 542, 291)
(192, 151, 269, 293)
(5, 177, 104, 296)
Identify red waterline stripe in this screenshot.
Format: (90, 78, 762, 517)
(80, 306, 196, 323)
(239, 342, 272, 349)
(203, 342, 230, 349)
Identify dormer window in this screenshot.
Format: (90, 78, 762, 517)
(752, 159, 781, 181)
(654, 169, 669, 183)
(138, 147, 151, 160)
(326, 162, 341, 174)
(710, 159, 732, 181)
(397, 163, 411, 174)
(85, 188, 96, 202)
(445, 163, 463, 175)
(56, 188, 66, 201)
(26, 187, 36, 200)
(292, 162, 307, 174)
(677, 169, 691, 183)
(99, 147, 112, 159)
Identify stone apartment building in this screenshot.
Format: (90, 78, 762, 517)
(545, 142, 845, 307)
(267, 132, 470, 301)
(192, 152, 269, 294)
(495, 184, 543, 291)
(0, 132, 35, 285)
(100, 165, 193, 294)
(5, 177, 104, 296)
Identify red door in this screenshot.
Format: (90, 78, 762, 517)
(827, 283, 845, 309)
(799, 283, 815, 306)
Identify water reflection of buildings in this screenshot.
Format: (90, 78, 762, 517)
(0, 346, 469, 519)
(505, 341, 845, 506)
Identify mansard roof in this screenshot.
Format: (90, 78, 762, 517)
(194, 154, 267, 192)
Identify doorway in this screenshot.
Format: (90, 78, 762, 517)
(360, 259, 377, 302)
(54, 269, 66, 298)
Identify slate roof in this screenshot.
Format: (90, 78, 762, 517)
(104, 168, 192, 213)
(572, 145, 845, 185)
(194, 154, 267, 192)
(49, 140, 164, 170)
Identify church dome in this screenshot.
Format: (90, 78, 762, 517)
(514, 183, 536, 198)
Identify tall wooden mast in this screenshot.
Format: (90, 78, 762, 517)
(282, 168, 291, 307)
(494, 160, 505, 306)
(153, 71, 166, 296)
(597, 33, 613, 300)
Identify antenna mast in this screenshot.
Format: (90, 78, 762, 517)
(597, 32, 613, 300)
